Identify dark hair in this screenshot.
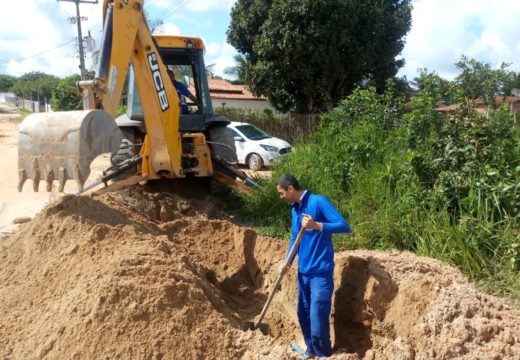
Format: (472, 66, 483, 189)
(277, 173, 302, 190)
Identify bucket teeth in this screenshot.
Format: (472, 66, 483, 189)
(73, 163, 83, 194)
(31, 159, 40, 192)
(58, 167, 66, 193)
(18, 169, 27, 192)
(17, 109, 122, 193)
(45, 169, 54, 192)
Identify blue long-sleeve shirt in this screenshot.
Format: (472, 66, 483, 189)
(175, 81, 191, 115)
(286, 191, 350, 274)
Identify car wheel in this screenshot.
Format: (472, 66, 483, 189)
(247, 153, 263, 171)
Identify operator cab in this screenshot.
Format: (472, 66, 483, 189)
(122, 36, 228, 134)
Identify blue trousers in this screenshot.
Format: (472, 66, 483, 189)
(297, 271, 334, 357)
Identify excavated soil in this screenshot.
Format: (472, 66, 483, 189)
(1, 185, 519, 359)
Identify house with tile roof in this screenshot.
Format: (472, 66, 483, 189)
(189, 78, 272, 112)
(435, 96, 520, 116)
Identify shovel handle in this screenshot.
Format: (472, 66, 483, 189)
(254, 227, 305, 328)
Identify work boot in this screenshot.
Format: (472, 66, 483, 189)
(298, 352, 316, 360)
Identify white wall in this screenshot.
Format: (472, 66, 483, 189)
(212, 98, 272, 112)
(0, 92, 16, 105)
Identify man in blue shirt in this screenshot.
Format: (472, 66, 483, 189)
(167, 69, 199, 115)
(277, 173, 351, 359)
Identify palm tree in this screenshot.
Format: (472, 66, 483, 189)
(205, 64, 217, 79)
(224, 54, 247, 83)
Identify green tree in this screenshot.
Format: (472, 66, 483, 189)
(454, 55, 511, 103)
(227, 0, 412, 113)
(0, 74, 17, 92)
(11, 72, 59, 102)
(50, 74, 82, 111)
(412, 68, 453, 103)
(503, 71, 520, 96)
(391, 75, 415, 101)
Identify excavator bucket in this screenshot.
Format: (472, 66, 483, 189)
(18, 109, 122, 193)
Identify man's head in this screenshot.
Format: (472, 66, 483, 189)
(276, 173, 303, 204)
(167, 69, 175, 81)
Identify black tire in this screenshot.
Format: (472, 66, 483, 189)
(247, 153, 263, 171)
(110, 127, 142, 180)
(206, 125, 238, 164)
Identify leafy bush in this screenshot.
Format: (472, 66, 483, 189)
(406, 99, 519, 219)
(50, 74, 82, 111)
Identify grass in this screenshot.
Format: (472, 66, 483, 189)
(18, 108, 31, 121)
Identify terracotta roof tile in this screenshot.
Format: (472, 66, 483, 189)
(475, 96, 520, 105)
(189, 78, 266, 101)
(436, 104, 460, 112)
(436, 96, 520, 113)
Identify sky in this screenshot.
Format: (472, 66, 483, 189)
(0, 0, 519, 82)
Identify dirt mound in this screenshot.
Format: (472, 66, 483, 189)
(1, 186, 519, 359)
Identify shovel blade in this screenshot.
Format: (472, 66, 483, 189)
(242, 321, 269, 335)
(18, 110, 122, 193)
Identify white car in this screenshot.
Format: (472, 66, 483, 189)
(227, 121, 292, 171)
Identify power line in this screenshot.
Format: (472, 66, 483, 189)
(146, 0, 190, 25)
(162, 0, 191, 20)
(0, 39, 76, 64)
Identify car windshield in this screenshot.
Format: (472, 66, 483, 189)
(235, 124, 270, 140)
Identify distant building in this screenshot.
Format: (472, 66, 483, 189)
(435, 96, 520, 115)
(474, 96, 520, 114)
(190, 79, 272, 112)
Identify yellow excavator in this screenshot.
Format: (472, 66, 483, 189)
(18, 0, 255, 195)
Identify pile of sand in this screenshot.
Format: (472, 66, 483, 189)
(0, 186, 518, 359)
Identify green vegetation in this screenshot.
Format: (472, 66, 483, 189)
(237, 75, 520, 305)
(10, 71, 59, 103)
(455, 55, 515, 103)
(0, 74, 17, 92)
(18, 108, 31, 120)
(50, 74, 82, 111)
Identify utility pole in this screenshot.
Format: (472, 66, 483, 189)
(58, 0, 98, 80)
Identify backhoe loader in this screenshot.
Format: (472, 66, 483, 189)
(18, 0, 253, 195)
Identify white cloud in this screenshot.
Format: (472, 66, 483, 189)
(153, 23, 182, 35)
(399, 0, 520, 80)
(204, 41, 238, 78)
(0, 0, 103, 77)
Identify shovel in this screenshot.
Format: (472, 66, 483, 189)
(243, 227, 305, 335)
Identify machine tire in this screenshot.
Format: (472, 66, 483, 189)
(110, 127, 142, 181)
(206, 125, 238, 164)
(247, 153, 263, 171)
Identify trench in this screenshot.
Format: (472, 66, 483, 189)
(155, 205, 402, 358)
